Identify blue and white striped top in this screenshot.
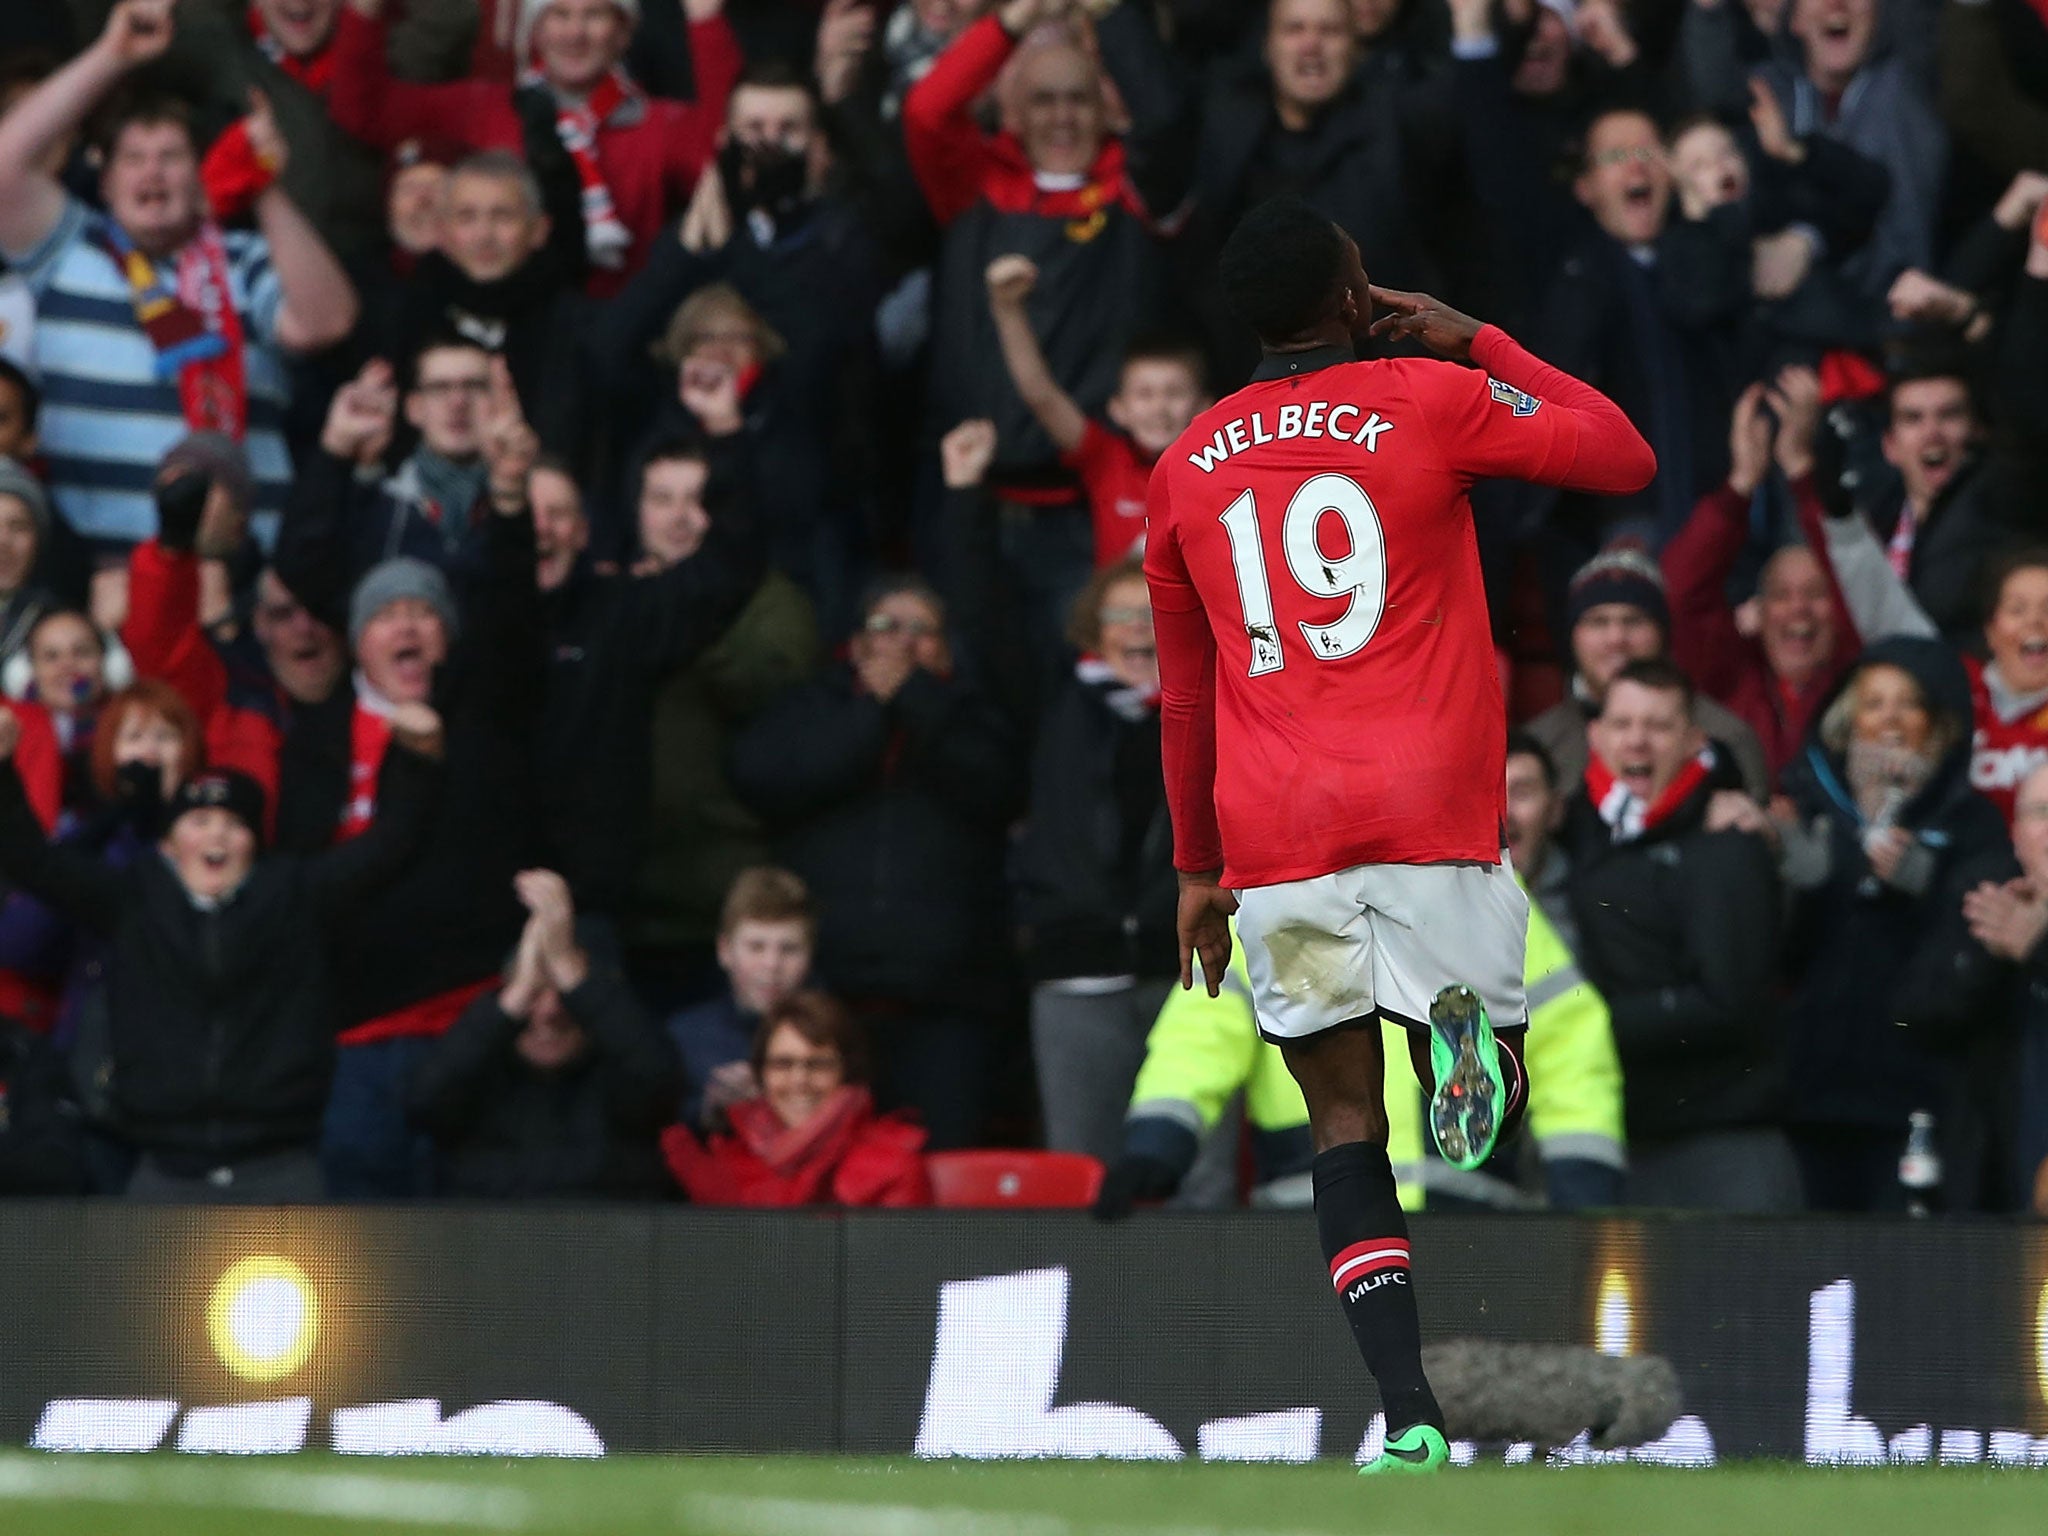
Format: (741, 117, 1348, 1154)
(8, 199, 292, 549)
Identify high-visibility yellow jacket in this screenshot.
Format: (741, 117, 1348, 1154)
(1121, 890, 1626, 1209)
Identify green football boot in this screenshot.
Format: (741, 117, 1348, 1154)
(1426, 984, 1506, 1172)
(1359, 1423, 1450, 1476)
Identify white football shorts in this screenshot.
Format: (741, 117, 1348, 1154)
(1234, 857, 1530, 1042)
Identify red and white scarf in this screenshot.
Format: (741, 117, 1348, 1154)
(93, 218, 249, 441)
(248, 5, 339, 94)
(525, 66, 638, 270)
(338, 678, 397, 843)
(173, 226, 249, 440)
(1586, 744, 1717, 842)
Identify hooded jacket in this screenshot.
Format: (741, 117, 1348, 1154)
(1779, 636, 2017, 1129)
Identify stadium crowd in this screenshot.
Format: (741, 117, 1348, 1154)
(0, 0, 2042, 1217)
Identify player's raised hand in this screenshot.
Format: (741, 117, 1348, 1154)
(1175, 871, 1237, 997)
(1366, 286, 1483, 361)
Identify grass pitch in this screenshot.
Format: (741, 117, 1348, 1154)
(0, 1453, 2043, 1536)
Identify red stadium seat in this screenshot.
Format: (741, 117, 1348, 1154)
(926, 1151, 1105, 1209)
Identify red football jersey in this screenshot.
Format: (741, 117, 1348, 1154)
(1145, 325, 1656, 888)
(1064, 418, 1153, 568)
(1966, 653, 2048, 825)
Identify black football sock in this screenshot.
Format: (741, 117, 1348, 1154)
(1495, 1025, 1529, 1145)
(1313, 1140, 1443, 1435)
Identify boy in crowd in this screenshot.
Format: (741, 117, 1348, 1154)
(986, 253, 1206, 569)
(665, 866, 815, 1131)
(0, 698, 444, 1202)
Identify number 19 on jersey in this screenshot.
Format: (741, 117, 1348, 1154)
(1218, 472, 1388, 677)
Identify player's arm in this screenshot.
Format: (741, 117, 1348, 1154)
(1369, 286, 1657, 495)
(985, 255, 1088, 455)
(1143, 473, 1235, 996)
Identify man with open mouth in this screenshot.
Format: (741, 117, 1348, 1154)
(265, 362, 551, 1199)
(1563, 658, 1796, 1212)
(0, 0, 359, 562)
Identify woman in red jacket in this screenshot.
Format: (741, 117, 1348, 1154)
(663, 990, 932, 1207)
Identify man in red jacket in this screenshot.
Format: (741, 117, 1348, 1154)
(327, 0, 739, 295)
(1661, 366, 1858, 786)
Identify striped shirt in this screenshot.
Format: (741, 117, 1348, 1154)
(7, 199, 291, 548)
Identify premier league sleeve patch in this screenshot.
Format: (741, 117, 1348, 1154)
(1487, 378, 1542, 416)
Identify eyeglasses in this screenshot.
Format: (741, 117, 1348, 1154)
(414, 378, 491, 398)
(1100, 605, 1152, 626)
(761, 1052, 842, 1076)
(864, 613, 940, 638)
(1589, 146, 1662, 169)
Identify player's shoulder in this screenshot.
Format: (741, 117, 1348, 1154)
(1373, 353, 1492, 400)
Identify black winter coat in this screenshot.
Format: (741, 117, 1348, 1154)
(535, 475, 765, 917)
(1780, 637, 2018, 1129)
(0, 745, 437, 1163)
(1012, 673, 1174, 983)
(1564, 751, 1786, 1141)
(729, 664, 1024, 1004)
(274, 507, 544, 1029)
(408, 971, 679, 1199)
